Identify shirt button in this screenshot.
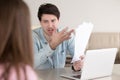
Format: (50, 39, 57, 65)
(45, 42, 47, 44)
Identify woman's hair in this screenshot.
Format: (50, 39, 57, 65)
(37, 3, 60, 21)
(0, 0, 33, 80)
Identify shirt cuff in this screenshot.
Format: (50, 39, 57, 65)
(71, 65, 81, 72)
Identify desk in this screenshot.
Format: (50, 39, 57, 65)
(36, 64, 120, 80)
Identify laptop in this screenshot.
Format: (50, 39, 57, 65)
(61, 48, 118, 80)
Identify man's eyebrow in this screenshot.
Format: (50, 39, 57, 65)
(42, 20, 48, 21)
(51, 18, 56, 20)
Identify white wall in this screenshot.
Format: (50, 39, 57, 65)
(24, 0, 120, 32)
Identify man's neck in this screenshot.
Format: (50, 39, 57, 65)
(44, 33, 51, 42)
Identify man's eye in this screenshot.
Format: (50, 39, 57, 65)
(43, 21, 48, 23)
(52, 20, 55, 22)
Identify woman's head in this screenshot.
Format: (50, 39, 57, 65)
(0, 0, 33, 66)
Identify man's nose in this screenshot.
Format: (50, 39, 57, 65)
(48, 22, 53, 28)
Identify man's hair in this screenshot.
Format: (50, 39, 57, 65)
(0, 0, 33, 80)
(38, 3, 60, 21)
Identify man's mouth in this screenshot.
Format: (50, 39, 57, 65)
(48, 29, 54, 33)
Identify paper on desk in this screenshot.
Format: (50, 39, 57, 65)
(71, 22, 94, 63)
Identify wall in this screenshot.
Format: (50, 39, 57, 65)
(24, 0, 120, 32)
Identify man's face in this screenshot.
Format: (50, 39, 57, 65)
(40, 14, 59, 36)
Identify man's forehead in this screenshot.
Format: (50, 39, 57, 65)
(41, 14, 57, 19)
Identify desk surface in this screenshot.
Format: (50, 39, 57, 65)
(36, 64, 120, 80)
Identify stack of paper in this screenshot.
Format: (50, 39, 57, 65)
(71, 22, 94, 63)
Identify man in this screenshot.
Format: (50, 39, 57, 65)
(32, 3, 84, 71)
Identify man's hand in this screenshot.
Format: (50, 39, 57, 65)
(49, 27, 74, 50)
(73, 55, 84, 71)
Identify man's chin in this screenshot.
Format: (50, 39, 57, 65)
(47, 33, 52, 36)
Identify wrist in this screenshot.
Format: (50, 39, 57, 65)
(49, 42, 56, 50)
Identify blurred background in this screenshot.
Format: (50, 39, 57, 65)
(24, 0, 120, 32)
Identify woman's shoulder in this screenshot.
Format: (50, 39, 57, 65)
(9, 65, 38, 80)
(25, 65, 38, 80)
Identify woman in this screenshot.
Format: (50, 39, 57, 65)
(0, 0, 38, 80)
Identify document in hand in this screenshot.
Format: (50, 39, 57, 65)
(71, 22, 94, 63)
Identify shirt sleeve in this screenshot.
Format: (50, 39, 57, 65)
(32, 32, 55, 68)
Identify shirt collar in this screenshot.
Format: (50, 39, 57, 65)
(39, 28, 48, 44)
